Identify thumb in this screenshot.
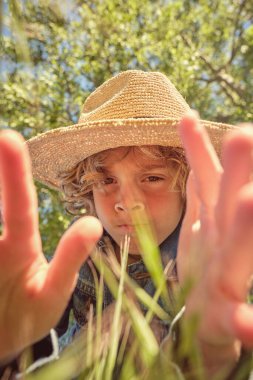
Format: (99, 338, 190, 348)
(46, 216, 103, 298)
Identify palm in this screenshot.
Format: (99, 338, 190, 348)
(177, 114, 253, 347)
(0, 131, 102, 360)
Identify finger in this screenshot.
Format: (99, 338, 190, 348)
(177, 172, 201, 282)
(179, 112, 222, 208)
(233, 303, 253, 348)
(208, 302, 253, 347)
(216, 128, 253, 237)
(45, 216, 103, 299)
(219, 182, 253, 301)
(183, 171, 200, 228)
(0, 130, 39, 241)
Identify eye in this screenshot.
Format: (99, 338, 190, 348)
(144, 175, 164, 182)
(100, 177, 117, 185)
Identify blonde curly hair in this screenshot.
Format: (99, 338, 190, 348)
(59, 146, 189, 216)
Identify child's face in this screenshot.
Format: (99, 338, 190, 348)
(92, 147, 183, 255)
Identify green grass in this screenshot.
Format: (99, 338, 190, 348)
(20, 215, 252, 380)
(0, 197, 245, 380)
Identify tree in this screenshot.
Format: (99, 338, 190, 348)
(1, 0, 253, 254)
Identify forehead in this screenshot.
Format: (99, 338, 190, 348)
(98, 146, 167, 169)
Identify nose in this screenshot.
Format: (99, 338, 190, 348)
(114, 177, 145, 213)
(114, 179, 145, 213)
(114, 201, 144, 213)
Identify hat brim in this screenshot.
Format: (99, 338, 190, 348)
(27, 117, 236, 190)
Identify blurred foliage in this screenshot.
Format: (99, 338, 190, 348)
(1, 0, 253, 255)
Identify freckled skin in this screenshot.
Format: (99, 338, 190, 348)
(93, 147, 183, 254)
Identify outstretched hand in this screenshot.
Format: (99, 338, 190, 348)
(178, 113, 253, 370)
(0, 130, 102, 360)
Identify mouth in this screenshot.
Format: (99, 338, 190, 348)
(117, 224, 136, 234)
(117, 223, 148, 234)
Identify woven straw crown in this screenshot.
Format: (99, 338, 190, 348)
(79, 70, 190, 122)
(27, 70, 235, 190)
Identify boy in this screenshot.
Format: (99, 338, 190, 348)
(0, 70, 253, 378)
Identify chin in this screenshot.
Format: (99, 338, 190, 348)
(114, 236, 140, 255)
(127, 240, 141, 255)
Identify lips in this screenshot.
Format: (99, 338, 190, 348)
(117, 224, 136, 234)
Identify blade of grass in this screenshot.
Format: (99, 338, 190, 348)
(90, 257, 104, 380)
(131, 209, 170, 307)
(92, 249, 170, 322)
(104, 236, 129, 379)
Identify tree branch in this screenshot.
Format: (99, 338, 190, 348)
(226, 0, 248, 67)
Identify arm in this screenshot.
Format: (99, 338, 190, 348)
(0, 130, 102, 361)
(177, 113, 253, 378)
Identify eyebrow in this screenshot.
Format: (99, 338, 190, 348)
(102, 164, 166, 173)
(138, 163, 167, 170)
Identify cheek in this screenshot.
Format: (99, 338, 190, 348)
(93, 191, 113, 221)
(147, 192, 183, 222)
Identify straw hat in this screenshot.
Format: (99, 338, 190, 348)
(27, 70, 235, 190)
